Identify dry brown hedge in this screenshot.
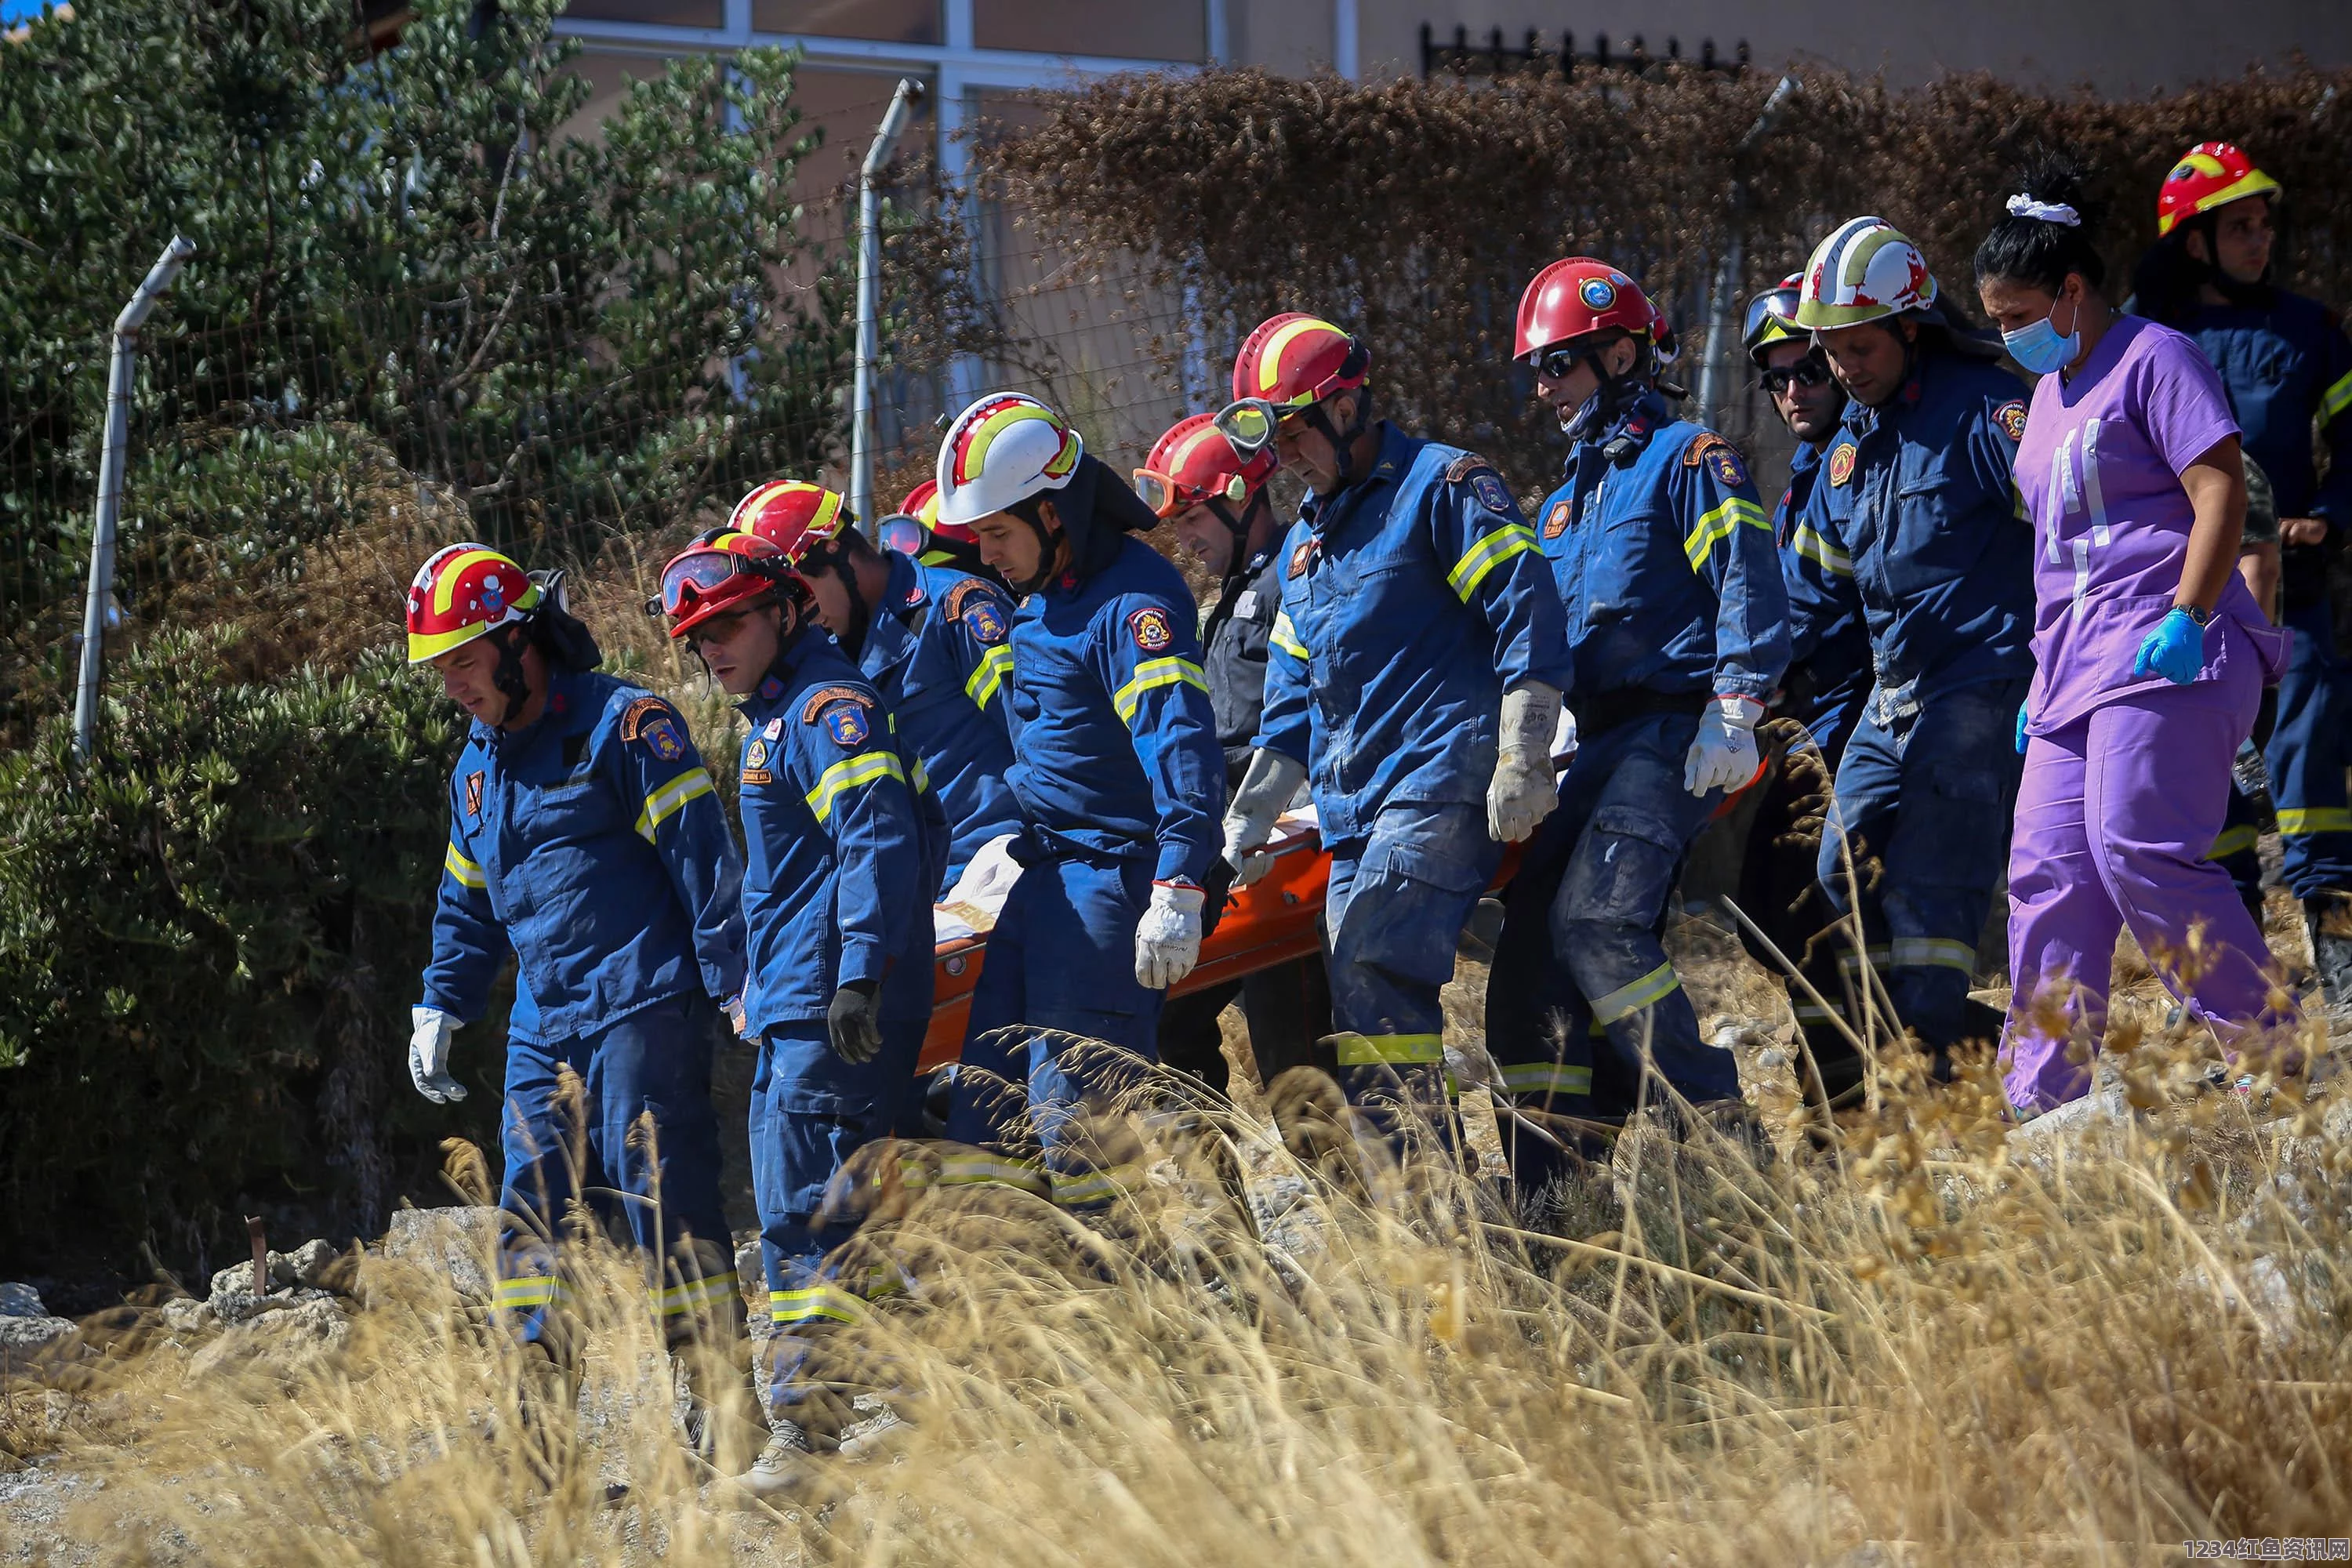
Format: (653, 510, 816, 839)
(976, 65, 2352, 492)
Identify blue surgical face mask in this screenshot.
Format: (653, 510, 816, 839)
(2003, 291, 2082, 376)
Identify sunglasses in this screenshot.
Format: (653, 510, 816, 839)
(1525, 343, 1591, 382)
(1213, 397, 1308, 456)
(1759, 354, 1833, 397)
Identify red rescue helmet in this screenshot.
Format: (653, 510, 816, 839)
(729, 479, 851, 568)
(655, 528, 807, 641)
(1515, 258, 1656, 361)
(1135, 412, 1277, 521)
(2157, 142, 2281, 239)
(1229, 313, 1370, 410)
(406, 543, 542, 664)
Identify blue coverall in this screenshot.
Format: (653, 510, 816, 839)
(1746, 439, 1878, 1090)
(945, 531, 1225, 1207)
(1815, 348, 2034, 1054)
(855, 549, 1024, 891)
(2182, 292, 2352, 906)
(735, 625, 945, 1420)
(420, 667, 746, 1346)
(1484, 394, 1788, 1175)
(1257, 423, 1573, 1116)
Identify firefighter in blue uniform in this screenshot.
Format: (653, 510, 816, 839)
(1137, 412, 1336, 1097)
(1740, 273, 1878, 1109)
(931, 394, 1228, 1207)
(1798, 218, 2034, 1069)
(655, 526, 944, 1498)
(405, 544, 746, 1359)
(2132, 142, 2352, 1007)
(1215, 314, 1573, 1132)
(1482, 260, 1790, 1183)
(731, 479, 1022, 894)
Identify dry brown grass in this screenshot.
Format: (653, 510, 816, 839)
(6, 1010, 2348, 1566)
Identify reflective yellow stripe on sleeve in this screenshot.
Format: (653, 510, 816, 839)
(1684, 495, 1768, 569)
(635, 768, 716, 842)
(445, 842, 486, 889)
(1791, 523, 1853, 577)
(964, 644, 1014, 710)
(804, 751, 906, 823)
(1111, 657, 1208, 724)
(1446, 524, 1540, 601)
(2322, 367, 2352, 428)
(2205, 824, 2259, 861)
(1269, 609, 1309, 661)
(2278, 807, 2352, 837)
(1330, 1031, 1445, 1065)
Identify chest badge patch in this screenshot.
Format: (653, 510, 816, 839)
(746, 739, 769, 771)
(640, 715, 686, 762)
(1543, 499, 1573, 540)
(1828, 445, 1857, 487)
(1288, 540, 1314, 579)
(1994, 399, 2029, 444)
(1127, 606, 1175, 653)
(762, 717, 783, 740)
(464, 770, 485, 821)
(822, 702, 871, 749)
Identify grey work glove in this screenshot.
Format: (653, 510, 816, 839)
(826, 979, 883, 1065)
(1134, 880, 1207, 989)
(1488, 681, 1564, 843)
(408, 1005, 466, 1104)
(1221, 747, 1309, 887)
(1684, 694, 1765, 796)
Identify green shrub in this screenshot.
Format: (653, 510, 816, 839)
(0, 627, 509, 1277)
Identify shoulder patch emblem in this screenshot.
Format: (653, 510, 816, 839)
(1471, 472, 1514, 514)
(799, 684, 877, 724)
(1828, 445, 1857, 488)
(1994, 399, 2029, 444)
(1127, 605, 1174, 653)
(1442, 452, 1491, 484)
(1543, 499, 1573, 540)
(1682, 432, 1729, 466)
(618, 695, 670, 742)
(941, 578, 995, 622)
(464, 771, 485, 821)
(1708, 446, 1749, 490)
(962, 596, 1009, 647)
(821, 702, 871, 749)
(1288, 540, 1314, 579)
(631, 709, 686, 762)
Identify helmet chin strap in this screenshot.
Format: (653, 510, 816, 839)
(488, 623, 534, 727)
(804, 543, 871, 655)
(1303, 387, 1375, 490)
(1005, 502, 1063, 597)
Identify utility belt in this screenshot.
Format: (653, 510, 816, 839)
(1010, 824, 1236, 938)
(1576, 684, 1708, 737)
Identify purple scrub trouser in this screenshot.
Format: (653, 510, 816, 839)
(2002, 661, 2292, 1112)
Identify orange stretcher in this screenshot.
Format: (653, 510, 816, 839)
(917, 822, 1333, 1073)
(916, 822, 1526, 1072)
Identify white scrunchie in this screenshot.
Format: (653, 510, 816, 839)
(2006, 194, 2082, 227)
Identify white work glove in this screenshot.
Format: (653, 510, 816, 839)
(1550, 704, 1580, 771)
(408, 1006, 466, 1104)
(1684, 694, 1766, 797)
(1487, 681, 1565, 843)
(1221, 747, 1308, 887)
(1134, 880, 1207, 990)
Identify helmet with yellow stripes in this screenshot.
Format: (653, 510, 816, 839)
(2157, 142, 2279, 239)
(406, 543, 542, 665)
(935, 393, 1083, 528)
(729, 479, 851, 566)
(1229, 313, 1370, 411)
(1795, 219, 1939, 332)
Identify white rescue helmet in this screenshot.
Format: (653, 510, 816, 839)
(934, 392, 1083, 528)
(1795, 217, 1940, 332)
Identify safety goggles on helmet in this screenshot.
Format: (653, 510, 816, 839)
(1742, 289, 1804, 351)
(1212, 397, 1306, 458)
(657, 552, 757, 617)
(1134, 465, 1251, 521)
(1759, 353, 1833, 397)
(876, 512, 928, 558)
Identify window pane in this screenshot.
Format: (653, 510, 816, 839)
(753, 0, 942, 44)
(562, 0, 725, 25)
(973, 0, 1205, 61)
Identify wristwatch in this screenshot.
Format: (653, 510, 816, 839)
(2177, 602, 2216, 628)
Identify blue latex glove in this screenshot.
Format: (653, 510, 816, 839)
(2131, 606, 2206, 686)
(2016, 703, 2030, 754)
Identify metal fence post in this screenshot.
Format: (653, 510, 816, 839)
(72, 234, 194, 768)
(1695, 77, 1795, 427)
(852, 78, 923, 533)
